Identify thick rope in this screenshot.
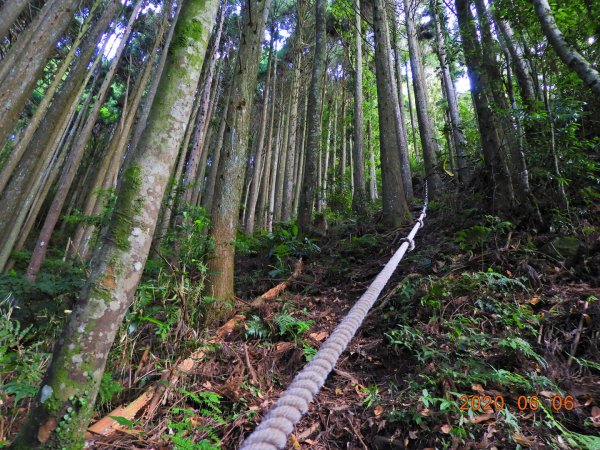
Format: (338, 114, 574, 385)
(240, 184, 428, 450)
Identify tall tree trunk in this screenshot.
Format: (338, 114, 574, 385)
(183, 3, 226, 204)
(402, 0, 442, 194)
(73, 4, 172, 258)
(391, 18, 414, 200)
(373, 0, 409, 227)
(274, 95, 291, 221)
(430, 0, 470, 184)
(282, 53, 302, 221)
(0, 1, 104, 190)
(404, 59, 419, 160)
(246, 40, 275, 234)
(293, 88, 309, 216)
(493, 12, 537, 111)
(25, 0, 144, 280)
(0, 0, 83, 149)
(455, 0, 512, 210)
(367, 118, 378, 200)
(531, 0, 600, 96)
(0, 48, 106, 272)
(256, 59, 279, 229)
(267, 81, 285, 231)
(10, 1, 218, 447)
(473, 0, 529, 203)
(352, 0, 367, 214)
(202, 87, 231, 212)
(297, 0, 327, 235)
(206, 0, 272, 325)
(339, 88, 347, 191)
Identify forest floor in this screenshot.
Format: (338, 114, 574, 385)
(2, 192, 600, 449)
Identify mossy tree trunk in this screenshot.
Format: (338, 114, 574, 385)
(9, 0, 218, 447)
(246, 36, 276, 234)
(205, 0, 272, 326)
(282, 52, 302, 221)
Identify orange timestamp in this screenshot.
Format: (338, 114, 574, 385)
(458, 394, 575, 412)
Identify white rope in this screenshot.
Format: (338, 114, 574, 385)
(240, 184, 428, 450)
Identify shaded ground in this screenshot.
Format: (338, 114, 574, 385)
(2, 195, 600, 449)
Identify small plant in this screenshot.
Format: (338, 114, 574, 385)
(273, 305, 313, 343)
(302, 343, 317, 361)
(163, 389, 224, 449)
(361, 384, 381, 408)
(245, 315, 270, 340)
(98, 372, 124, 410)
(455, 215, 512, 253)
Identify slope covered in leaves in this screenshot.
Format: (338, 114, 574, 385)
(4, 189, 599, 449)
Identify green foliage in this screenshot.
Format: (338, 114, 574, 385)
(0, 302, 49, 405)
(0, 257, 84, 327)
(163, 389, 224, 449)
(245, 315, 270, 340)
(98, 372, 124, 408)
(455, 215, 512, 252)
(273, 305, 313, 343)
(360, 384, 381, 408)
(302, 343, 317, 362)
(236, 222, 319, 277)
(384, 265, 548, 445)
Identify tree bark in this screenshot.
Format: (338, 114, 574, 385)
(206, 0, 272, 325)
(274, 95, 291, 221)
(297, 0, 327, 235)
(531, 0, 600, 96)
(373, 0, 409, 227)
(10, 0, 218, 447)
(0, 0, 30, 40)
(256, 55, 279, 230)
(201, 87, 232, 212)
(474, 0, 530, 204)
(367, 118, 378, 200)
(73, 7, 172, 259)
(183, 3, 226, 204)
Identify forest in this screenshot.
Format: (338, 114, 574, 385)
(0, 0, 599, 448)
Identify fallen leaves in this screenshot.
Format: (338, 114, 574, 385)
(309, 331, 328, 341)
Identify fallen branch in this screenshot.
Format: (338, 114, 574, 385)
(250, 258, 303, 308)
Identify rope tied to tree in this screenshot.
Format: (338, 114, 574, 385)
(240, 183, 429, 450)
